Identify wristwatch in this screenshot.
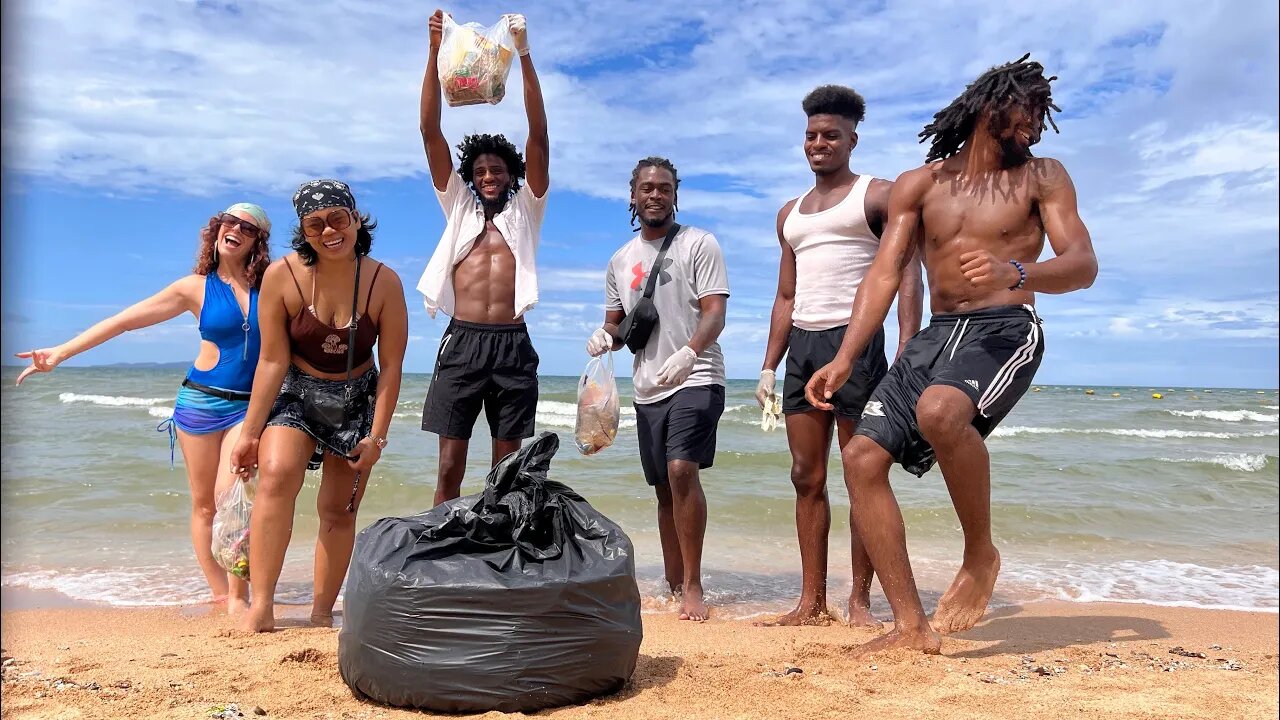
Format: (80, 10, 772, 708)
(371, 435, 389, 450)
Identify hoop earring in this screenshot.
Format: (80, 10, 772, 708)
(212, 243, 219, 266)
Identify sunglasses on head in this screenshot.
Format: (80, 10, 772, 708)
(218, 213, 263, 240)
(301, 208, 355, 238)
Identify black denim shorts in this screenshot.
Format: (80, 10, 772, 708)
(267, 364, 378, 462)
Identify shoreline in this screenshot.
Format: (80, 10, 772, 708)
(6, 579, 1277, 618)
(5, 365, 1277, 391)
(2, 599, 1276, 719)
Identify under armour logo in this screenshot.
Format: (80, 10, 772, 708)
(862, 401, 886, 418)
(630, 258, 674, 291)
(965, 379, 980, 390)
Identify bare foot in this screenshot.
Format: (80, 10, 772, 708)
(755, 599, 833, 627)
(309, 612, 334, 628)
(237, 605, 275, 633)
(226, 596, 250, 616)
(932, 547, 1001, 634)
(678, 585, 708, 622)
(853, 627, 941, 657)
(845, 600, 883, 629)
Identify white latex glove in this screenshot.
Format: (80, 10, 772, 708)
(755, 369, 777, 408)
(656, 346, 698, 387)
(504, 13, 529, 56)
(586, 328, 613, 357)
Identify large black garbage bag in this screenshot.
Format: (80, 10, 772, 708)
(338, 432, 643, 713)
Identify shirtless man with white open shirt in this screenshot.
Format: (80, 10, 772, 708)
(417, 10, 549, 505)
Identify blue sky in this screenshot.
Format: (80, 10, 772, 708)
(2, 0, 1277, 387)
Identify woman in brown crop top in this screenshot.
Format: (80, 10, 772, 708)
(230, 179, 408, 633)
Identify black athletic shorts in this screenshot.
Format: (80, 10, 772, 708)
(634, 384, 725, 487)
(421, 319, 539, 441)
(855, 305, 1044, 477)
(783, 325, 887, 418)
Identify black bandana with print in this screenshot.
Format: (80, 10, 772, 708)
(293, 179, 356, 218)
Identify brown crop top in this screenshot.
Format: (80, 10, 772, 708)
(284, 257, 382, 374)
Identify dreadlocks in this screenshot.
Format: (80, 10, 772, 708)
(919, 53, 1061, 163)
(455, 133, 526, 194)
(628, 156, 680, 231)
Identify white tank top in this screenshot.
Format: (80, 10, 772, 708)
(782, 174, 879, 331)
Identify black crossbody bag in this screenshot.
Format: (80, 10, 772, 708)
(616, 223, 680, 353)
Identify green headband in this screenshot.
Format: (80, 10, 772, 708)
(224, 202, 271, 233)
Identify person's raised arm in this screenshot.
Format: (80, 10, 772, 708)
(14, 275, 200, 385)
(420, 9, 454, 193)
(230, 262, 293, 479)
(506, 14, 548, 198)
(805, 169, 926, 409)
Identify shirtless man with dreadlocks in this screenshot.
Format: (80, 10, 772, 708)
(805, 54, 1098, 655)
(417, 10, 549, 505)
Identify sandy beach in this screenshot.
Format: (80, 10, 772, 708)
(1, 598, 1275, 720)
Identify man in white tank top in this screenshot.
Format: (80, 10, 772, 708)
(755, 85, 923, 627)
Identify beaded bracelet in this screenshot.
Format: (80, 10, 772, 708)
(1009, 260, 1027, 290)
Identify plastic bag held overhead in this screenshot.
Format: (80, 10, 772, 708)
(211, 481, 252, 580)
(575, 352, 621, 455)
(338, 432, 643, 714)
(437, 13, 516, 107)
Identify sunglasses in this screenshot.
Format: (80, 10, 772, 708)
(218, 213, 263, 241)
(301, 208, 355, 238)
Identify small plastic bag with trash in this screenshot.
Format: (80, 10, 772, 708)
(437, 14, 516, 107)
(211, 480, 252, 580)
(575, 352, 620, 455)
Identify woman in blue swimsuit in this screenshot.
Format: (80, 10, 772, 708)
(15, 204, 272, 613)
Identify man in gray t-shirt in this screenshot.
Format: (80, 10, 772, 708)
(585, 157, 729, 623)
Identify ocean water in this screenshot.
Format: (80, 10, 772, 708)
(1, 367, 1277, 617)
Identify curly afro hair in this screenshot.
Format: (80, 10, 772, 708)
(802, 85, 866, 126)
(456, 133, 526, 195)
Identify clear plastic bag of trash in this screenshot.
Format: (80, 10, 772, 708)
(211, 480, 252, 580)
(575, 352, 620, 455)
(438, 13, 516, 107)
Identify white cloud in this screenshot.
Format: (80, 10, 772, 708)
(1108, 317, 1141, 336)
(2, 0, 1277, 381)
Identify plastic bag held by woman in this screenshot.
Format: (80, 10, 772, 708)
(575, 352, 620, 455)
(437, 13, 516, 107)
(211, 481, 252, 580)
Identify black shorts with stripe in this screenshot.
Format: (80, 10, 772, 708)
(855, 304, 1044, 477)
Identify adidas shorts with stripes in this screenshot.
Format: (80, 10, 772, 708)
(855, 304, 1044, 477)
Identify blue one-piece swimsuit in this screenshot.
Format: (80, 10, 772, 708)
(157, 275, 260, 459)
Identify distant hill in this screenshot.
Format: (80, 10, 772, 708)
(97, 361, 189, 369)
(0, 360, 189, 369)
